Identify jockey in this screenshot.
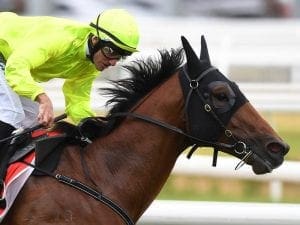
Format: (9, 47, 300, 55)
(0, 9, 139, 183)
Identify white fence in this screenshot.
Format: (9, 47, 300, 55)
(137, 17, 300, 83)
(138, 200, 300, 225)
(43, 80, 300, 113)
(172, 155, 300, 202)
(239, 83, 300, 112)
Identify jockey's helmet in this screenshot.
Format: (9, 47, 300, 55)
(90, 9, 139, 54)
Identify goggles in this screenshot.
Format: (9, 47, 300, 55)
(99, 40, 132, 60)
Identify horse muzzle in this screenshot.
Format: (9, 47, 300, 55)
(250, 140, 290, 174)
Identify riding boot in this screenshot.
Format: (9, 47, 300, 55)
(0, 121, 15, 191)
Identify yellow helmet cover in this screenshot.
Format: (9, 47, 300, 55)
(90, 9, 139, 53)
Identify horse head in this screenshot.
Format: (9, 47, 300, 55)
(179, 35, 289, 174)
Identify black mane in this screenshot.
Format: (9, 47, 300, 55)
(101, 48, 184, 114)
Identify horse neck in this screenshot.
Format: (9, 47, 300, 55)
(88, 72, 187, 221)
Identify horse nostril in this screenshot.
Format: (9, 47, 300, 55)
(267, 142, 289, 155)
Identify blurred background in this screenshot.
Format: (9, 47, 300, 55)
(1, 0, 300, 224)
(1, 0, 299, 18)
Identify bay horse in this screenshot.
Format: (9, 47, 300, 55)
(3, 36, 289, 225)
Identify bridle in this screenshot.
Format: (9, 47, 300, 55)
(180, 65, 252, 168)
(109, 66, 253, 169)
(177, 65, 272, 171)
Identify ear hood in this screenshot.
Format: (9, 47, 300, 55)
(181, 36, 202, 79)
(200, 35, 211, 65)
(181, 35, 212, 79)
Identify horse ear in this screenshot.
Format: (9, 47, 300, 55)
(181, 36, 201, 78)
(200, 35, 211, 65)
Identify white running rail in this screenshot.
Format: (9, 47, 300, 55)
(137, 200, 300, 225)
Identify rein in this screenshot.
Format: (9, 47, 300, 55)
(0, 114, 67, 144)
(107, 111, 246, 158)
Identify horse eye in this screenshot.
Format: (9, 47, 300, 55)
(215, 93, 229, 101)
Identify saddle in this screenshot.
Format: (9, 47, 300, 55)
(4, 117, 111, 176)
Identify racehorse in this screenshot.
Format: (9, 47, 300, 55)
(3, 36, 289, 225)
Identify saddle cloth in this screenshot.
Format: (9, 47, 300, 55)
(0, 152, 35, 222)
(0, 127, 69, 223)
(0, 119, 98, 222)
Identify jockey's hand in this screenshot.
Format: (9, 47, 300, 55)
(35, 93, 54, 128)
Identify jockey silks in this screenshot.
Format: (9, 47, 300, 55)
(0, 12, 99, 124)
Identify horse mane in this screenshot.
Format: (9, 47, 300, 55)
(101, 48, 184, 115)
